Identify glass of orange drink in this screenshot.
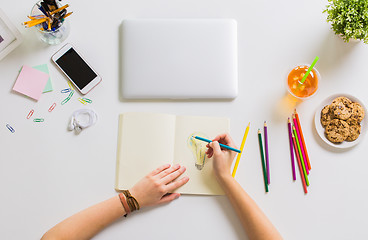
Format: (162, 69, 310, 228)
(287, 65, 320, 99)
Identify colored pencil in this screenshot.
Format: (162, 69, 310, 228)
(294, 109, 311, 170)
(232, 122, 250, 177)
(50, 4, 69, 15)
(258, 129, 268, 193)
(292, 116, 309, 175)
(288, 118, 296, 181)
(193, 136, 241, 153)
(64, 12, 73, 19)
(264, 121, 270, 184)
(292, 126, 309, 186)
(292, 135, 308, 194)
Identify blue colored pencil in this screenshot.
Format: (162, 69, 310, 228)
(193, 136, 241, 153)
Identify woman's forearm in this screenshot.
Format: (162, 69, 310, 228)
(41, 196, 125, 240)
(219, 176, 283, 240)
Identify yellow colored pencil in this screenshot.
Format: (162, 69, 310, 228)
(25, 18, 47, 28)
(64, 12, 73, 19)
(23, 18, 46, 26)
(232, 122, 250, 177)
(50, 4, 69, 15)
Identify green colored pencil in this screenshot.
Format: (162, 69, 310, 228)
(258, 129, 269, 192)
(293, 126, 309, 186)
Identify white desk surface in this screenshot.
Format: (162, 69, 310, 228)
(1, 1, 368, 239)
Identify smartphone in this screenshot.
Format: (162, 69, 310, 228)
(52, 43, 102, 94)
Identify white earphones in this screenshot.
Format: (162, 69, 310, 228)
(68, 109, 98, 134)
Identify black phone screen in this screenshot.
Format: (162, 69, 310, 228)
(56, 48, 97, 89)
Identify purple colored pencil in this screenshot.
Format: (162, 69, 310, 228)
(288, 118, 296, 181)
(293, 116, 309, 175)
(264, 121, 270, 185)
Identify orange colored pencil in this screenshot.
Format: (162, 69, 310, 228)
(292, 134, 308, 194)
(294, 109, 311, 170)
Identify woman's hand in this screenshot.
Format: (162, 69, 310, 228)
(206, 133, 237, 181)
(129, 164, 189, 208)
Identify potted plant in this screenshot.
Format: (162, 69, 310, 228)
(323, 0, 368, 43)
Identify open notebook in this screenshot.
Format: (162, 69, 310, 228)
(115, 112, 230, 195)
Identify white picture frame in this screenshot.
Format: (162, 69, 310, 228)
(0, 8, 23, 61)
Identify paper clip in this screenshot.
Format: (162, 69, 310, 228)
(78, 98, 87, 105)
(6, 124, 15, 133)
(68, 90, 74, 98)
(27, 109, 34, 119)
(61, 88, 71, 93)
(61, 91, 74, 105)
(67, 81, 75, 90)
(61, 96, 71, 105)
(49, 103, 56, 112)
(82, 98, 92, 103)
(33, 118, 44, 122)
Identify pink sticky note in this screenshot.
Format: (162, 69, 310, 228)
(13, 65, 49, 101)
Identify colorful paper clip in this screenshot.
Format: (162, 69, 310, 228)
(78, 98, 87, 105)
(27, 109, 34, 119)
(82, 97, 92, 103)
(68, 90, 74, 98)
(61, 88, 71, 93)
(6, 124, 15, 133)
(49, 103, 56, 112)
(67, 81, 75, 90)
(61, 91, 74, 105)
(33, 118, 44, 122)
(61, 97, 71, 105)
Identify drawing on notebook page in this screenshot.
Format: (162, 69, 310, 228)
(187, 132, 209, 170)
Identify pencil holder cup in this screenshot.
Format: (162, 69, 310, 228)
(30, 1, 70, 45)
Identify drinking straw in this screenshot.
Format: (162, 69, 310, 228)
(292, 126, 309, 186)
(292, 135, 308, 194)
(288, 118, 296, 181)
(258, 129, 269, 193)
(292, 115, 309, 175)
(264, 121, 270, 184)
(294, 109, 311, 170)
(232, 122, 250, 177)
(299, 56, 319, 85)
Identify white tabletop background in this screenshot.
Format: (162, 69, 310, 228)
(1, 0, 368, 239)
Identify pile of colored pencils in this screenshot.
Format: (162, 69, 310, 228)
(23, 0, 72, 30)
(258, 121, 270, 193)
(287, 109, 311, 194)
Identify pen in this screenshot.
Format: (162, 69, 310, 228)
(193, 136, 241, 153)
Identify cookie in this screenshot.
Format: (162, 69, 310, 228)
(346, 118, 359, 126)
(320, 105, 334, 127)
(350, 102, 365, 123)
(325, 119, 349, 143)
(332, 96, 353, 107)
(345, 120, 361, 142)
(331, 102, 352, 120)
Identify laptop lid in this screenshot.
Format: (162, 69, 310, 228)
(120, 19, 238, 99)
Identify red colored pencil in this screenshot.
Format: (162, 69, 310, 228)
(292, 134, 308, 194)
(294, 109, 311, 170)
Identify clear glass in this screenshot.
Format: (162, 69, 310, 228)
(286, 64, 320, 100)
(30, 1, 70, 45)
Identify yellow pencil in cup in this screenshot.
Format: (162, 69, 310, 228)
(232, 123, 250, 177)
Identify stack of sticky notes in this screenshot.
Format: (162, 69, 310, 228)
(12, 64, 53, 101)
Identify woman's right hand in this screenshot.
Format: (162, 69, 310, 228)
(206, 133, 237, 181)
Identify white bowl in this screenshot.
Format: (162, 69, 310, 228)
(314, 94, 367, 149)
